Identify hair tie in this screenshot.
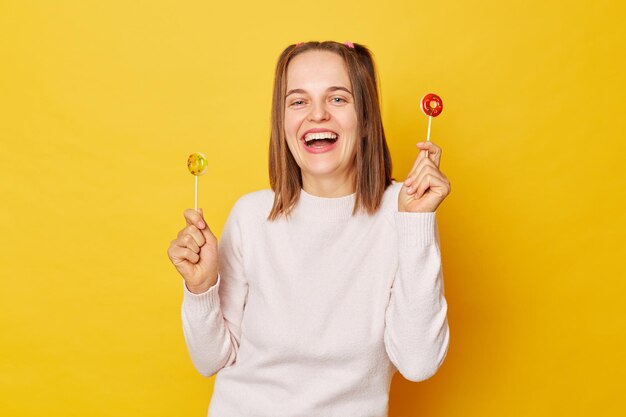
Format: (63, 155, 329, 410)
(343, 41, 355, 49)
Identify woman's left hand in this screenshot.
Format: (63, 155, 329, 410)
(398, 141, 451, 213)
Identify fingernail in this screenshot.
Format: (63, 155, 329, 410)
(198, 221, 205, 229)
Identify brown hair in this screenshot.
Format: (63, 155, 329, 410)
(267, 41, 394, 221)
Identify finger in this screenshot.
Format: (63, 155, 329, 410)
(198, 221, 217, 242)
(168, 245, 192, 277)
(184, 208, 206, 230)
(415, 159, 449, 184)
(407, 139, 440, 177)
(414, 173, 435, 200)
(169, 242, 201, 264)
(407, 161, 436, 194)
(414, 170, 450, 200)
(405, 154, 436, 188)
(171, 245, 200, 265)
(404, 158, 426, 189)
(182, 233, 201, 253)
(416, 141, 441, 167)
(172, 233, 201, 254)
(178, 225, 206, 248)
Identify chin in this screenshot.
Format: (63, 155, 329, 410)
(303, 164, 348, 180)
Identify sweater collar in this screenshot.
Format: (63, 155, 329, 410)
(296, 188, 357, 220)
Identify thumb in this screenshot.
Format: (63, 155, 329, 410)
(198, 217, 217, 240)
(197, 208, 213, 238)
(198, 208, 207, 224)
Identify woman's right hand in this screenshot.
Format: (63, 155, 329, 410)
(167, 208, 219, 294)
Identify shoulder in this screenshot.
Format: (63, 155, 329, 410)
(230, 187, 275, 219)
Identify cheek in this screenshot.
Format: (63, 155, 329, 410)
(284, 112, 302, 139)
(343, 114, 359, 152)
(339, 108, 358, 131)
(340, 114, 359, 140)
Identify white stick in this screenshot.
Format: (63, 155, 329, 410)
(426, 115, 432, 158)
(195, 175, 198, 212)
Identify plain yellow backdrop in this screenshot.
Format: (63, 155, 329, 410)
(1, 0, 624, 416)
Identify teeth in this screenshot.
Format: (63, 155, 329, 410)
(304, 132, 338, 142)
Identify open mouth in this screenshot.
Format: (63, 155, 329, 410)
(301, 131, 339, 148)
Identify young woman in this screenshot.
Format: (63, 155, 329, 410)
(167, 40, 451, 417)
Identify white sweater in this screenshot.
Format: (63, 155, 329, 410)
(181, 180, 450, 417)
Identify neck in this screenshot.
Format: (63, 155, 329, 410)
(301, 170, 356, 198)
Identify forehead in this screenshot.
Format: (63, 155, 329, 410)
(286, 50, 350, 89)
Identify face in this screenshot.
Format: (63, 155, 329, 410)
(284, 50, 358, 187)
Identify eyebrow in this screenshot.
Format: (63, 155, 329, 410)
(285, 86, 353, 98)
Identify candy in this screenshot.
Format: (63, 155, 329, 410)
(421, 93, 443, 117)
(187, 152, 208, 176)
(187, 152, 208, 212)
(420, 93, 443, 159)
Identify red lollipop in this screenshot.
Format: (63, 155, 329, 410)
(420, 93, 443, 158)
(421, 93, 443, 117)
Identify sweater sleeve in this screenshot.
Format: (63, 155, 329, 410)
(383, 211, 450, 382)
(180, 199, 249, 377)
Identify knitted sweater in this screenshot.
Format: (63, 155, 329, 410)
(181, 180, 450, 417)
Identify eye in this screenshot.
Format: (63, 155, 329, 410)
(331, 97, 347, 103)
(289, 99, 305, 107)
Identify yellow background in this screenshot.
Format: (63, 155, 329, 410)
(1, 0, 624, 416)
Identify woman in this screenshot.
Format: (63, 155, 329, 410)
(167, 40, 451, 417)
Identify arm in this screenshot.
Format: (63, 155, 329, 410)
(384, 211, 450, 382)
(181, 199, 249, 377)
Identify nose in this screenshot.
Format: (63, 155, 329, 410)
(307, 100, 330, 122)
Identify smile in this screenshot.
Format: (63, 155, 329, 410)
(300, 130, 339, 154)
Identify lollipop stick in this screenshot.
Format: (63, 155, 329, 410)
(195, 175, 199, 212)
(425, 115, 432, 158)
